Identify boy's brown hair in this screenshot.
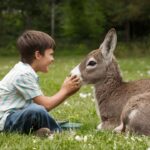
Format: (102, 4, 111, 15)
(17, 30, 55, 64)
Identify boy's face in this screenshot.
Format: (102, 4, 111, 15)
(34, 48, 54, 73)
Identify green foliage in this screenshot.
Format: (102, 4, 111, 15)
(0, 42, 17, 56)
(59, 0, 105, 42)
(115, 41, 150, 58)
(100, 0, 150, 41)
(0, 0, 150, 56)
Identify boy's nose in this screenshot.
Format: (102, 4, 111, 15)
(51, 57, 54, 62)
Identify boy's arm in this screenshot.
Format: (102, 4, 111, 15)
(33, 75, 81, 111)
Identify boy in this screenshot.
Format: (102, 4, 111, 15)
(0, 30, 81, 137)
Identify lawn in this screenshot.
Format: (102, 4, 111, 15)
(0, 55, 150, 150)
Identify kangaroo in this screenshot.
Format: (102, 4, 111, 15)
(71, 28, 150, 136)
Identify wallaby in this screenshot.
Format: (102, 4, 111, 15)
(71, 28, 150, 136)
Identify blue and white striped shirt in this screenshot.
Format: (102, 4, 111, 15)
(0, 62, 43, 130)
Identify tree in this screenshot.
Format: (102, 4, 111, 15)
(101, 0, 150, 41)
(59, 0, 106, 44)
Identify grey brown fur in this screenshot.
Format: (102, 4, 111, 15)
(72, 28, 150, 135)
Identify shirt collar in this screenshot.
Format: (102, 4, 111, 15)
(15, 61, 38, 79)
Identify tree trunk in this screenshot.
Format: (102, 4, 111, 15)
(125, 21, 130, 42)
(51, 0, 55, 38)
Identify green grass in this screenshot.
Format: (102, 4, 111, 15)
(0, 55, 150, 150)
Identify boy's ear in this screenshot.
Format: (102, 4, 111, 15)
(35, 51, 42, 60)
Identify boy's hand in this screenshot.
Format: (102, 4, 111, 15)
(61, 75, 81, 96)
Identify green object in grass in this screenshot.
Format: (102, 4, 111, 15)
(58, 121, 82, 130)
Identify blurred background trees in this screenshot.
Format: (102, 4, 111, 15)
(0, 0, 150, 56)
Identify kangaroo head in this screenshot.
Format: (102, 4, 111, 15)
(71, 28, 117, 85)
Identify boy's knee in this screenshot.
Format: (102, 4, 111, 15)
(26, 103, 47, 116)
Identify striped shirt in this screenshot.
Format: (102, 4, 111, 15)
(0, 62, 43, 130)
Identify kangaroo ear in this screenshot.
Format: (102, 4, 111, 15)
(99, 28, 117, 61)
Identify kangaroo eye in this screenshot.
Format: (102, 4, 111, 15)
(87, 61, 97, 66)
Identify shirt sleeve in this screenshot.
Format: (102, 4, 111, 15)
(13, 73, 43, 100)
